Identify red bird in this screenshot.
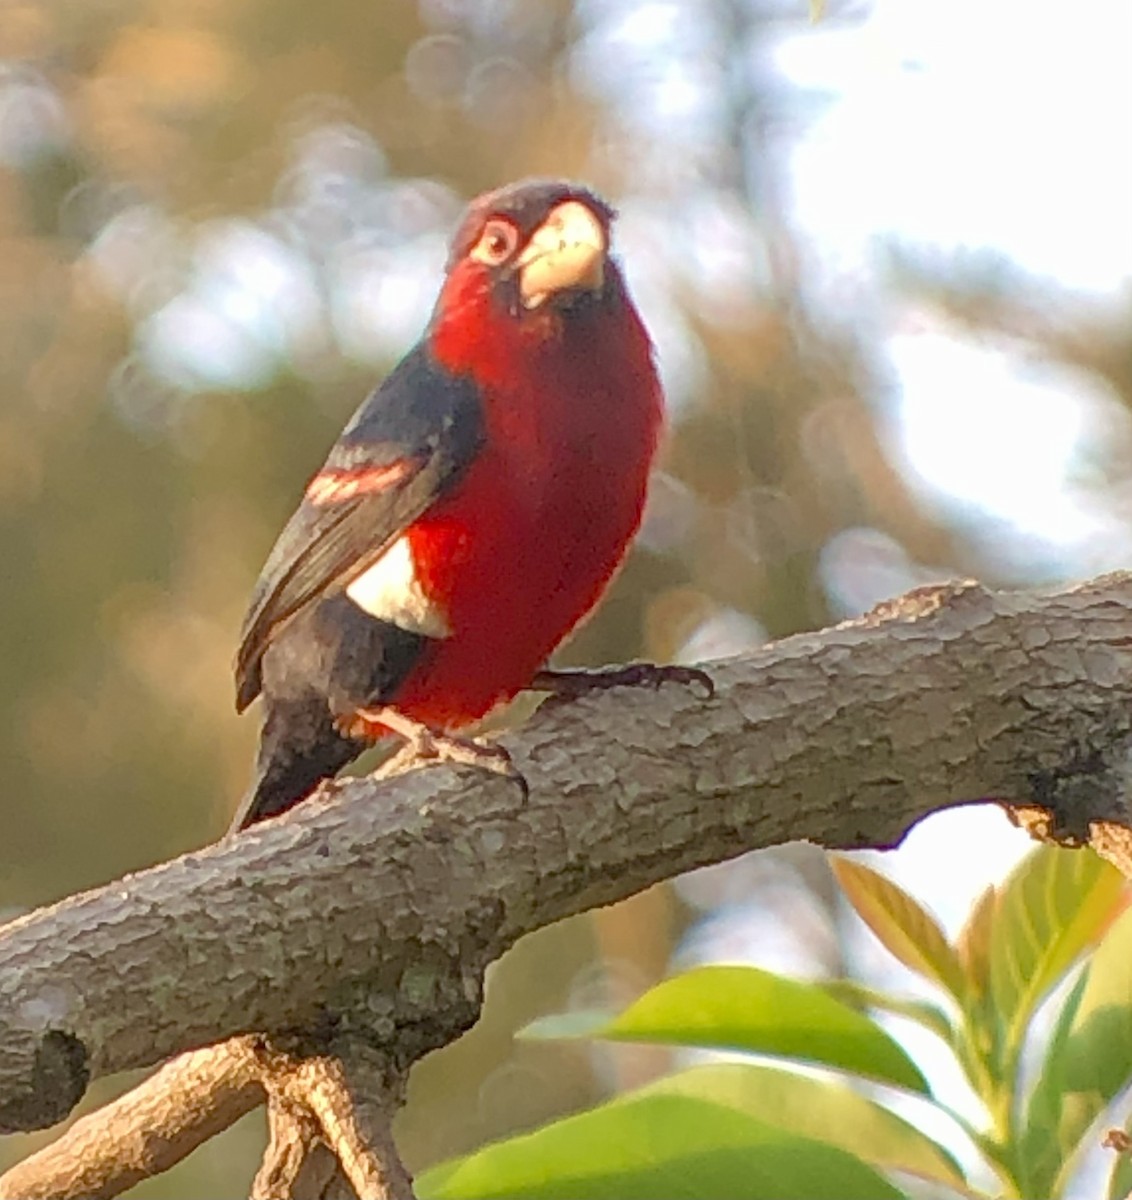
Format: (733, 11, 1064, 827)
(231, 178, 693, 832)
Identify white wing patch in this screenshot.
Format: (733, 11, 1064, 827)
(346, 536, 451, 638)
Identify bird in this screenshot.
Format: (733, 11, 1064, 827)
(230, 177, 704, 834)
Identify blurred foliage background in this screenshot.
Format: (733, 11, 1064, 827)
(0, 0, 1129, 1192)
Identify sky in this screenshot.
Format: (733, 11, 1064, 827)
(777, 0, 1130, 894)
(784, 0, 1132, 581)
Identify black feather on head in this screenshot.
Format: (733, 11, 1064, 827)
(446, 178, 615, 271)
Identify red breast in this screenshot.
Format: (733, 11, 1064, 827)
(392, 258, 663, 728)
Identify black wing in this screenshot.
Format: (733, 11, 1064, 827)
(235, 343, 483, 711)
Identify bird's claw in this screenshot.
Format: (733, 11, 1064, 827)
(409, 730, 529, 803)
(348, 705, 530, 802)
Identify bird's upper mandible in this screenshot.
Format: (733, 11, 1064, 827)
(512, 200, 606, 308)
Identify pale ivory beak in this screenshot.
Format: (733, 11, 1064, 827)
(516, 200, 606, 308)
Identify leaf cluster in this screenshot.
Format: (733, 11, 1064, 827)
(417, 846, 1132, 1199)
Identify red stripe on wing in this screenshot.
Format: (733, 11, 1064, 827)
(305, 460, 415, 505)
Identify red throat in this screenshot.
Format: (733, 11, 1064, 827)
(389, 260, 664, 730)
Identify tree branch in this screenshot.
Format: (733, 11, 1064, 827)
(252, 1092, 326, 1199)
(4, 574, 1132, 1193)
(251, 1037, 413, 1200)
(0, 1038, 265, 1198)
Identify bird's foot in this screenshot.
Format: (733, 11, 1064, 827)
(406, 729, 530, 803)
(351, 706, 528, 801)
(531, 662, 714, 702)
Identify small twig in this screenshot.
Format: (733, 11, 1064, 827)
(252, 1092, 349, 1200)
(0, 1034, 414, 1200)
(260, 1040, 414, 1200)
(0, 1037, 265, 1199)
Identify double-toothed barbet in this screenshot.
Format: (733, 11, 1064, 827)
(231, 178, 704, 833)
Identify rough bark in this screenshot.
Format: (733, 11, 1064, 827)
(4, 574, 1132, 1193)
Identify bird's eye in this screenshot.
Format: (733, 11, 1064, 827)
(471, 219, 519, 266)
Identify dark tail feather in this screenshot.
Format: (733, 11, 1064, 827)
(227, 756, 333, 835)
(227, 705, 360, 836)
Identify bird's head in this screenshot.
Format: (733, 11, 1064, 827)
(446, 179, 615, 313)
(430, 180, 627, 362)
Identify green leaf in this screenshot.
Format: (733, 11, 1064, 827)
(417, 1090, 907, 1200)
(1065, 908, 1132, 1094)
(1017, 891, 1132, 1197)
(988, 846, 1123, 1053)
(956, 884, 996, 999)
(1031, 904, 1132, 1196)
(821, 978, 956, 1044)
(832, 857, 968, 1003)
(521, 965, 930, 1095)
(1017, 966, 1090, 1197)
(953, 885, 1003, 1093)
(648, 1063, 968, 1190)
